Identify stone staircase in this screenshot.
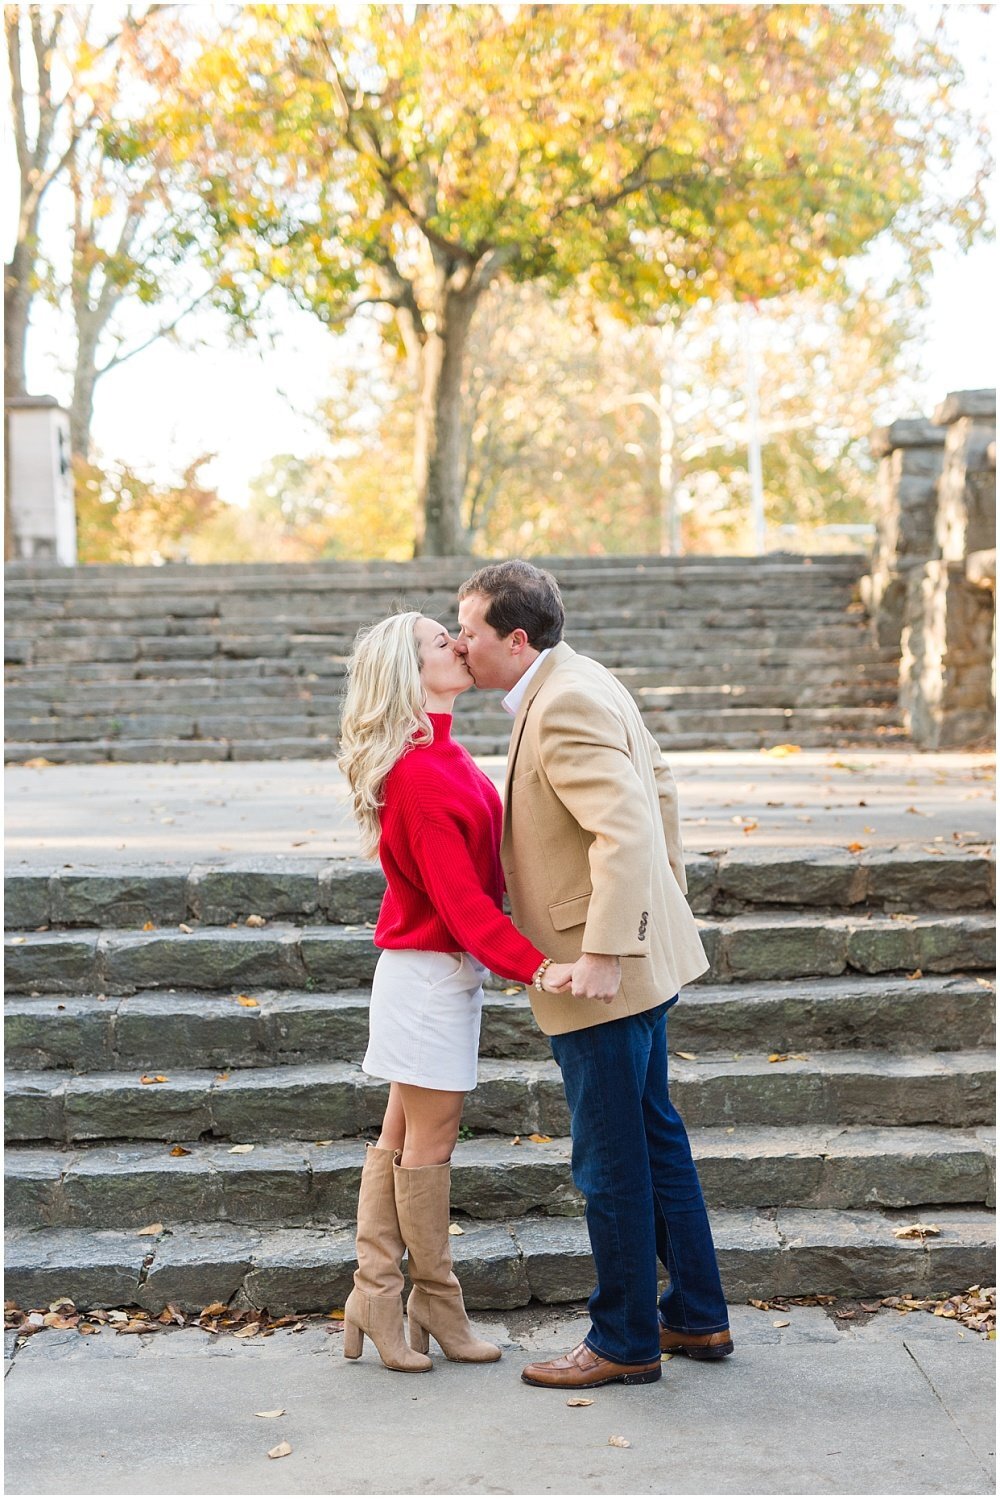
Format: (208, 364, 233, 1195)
(4, 555, 904, 762)
(5, 848, 994, 1314)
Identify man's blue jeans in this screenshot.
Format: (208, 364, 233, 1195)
(549, 999, 729, 1365)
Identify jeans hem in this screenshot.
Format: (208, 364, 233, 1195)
(584, 1333, 660, 1367)
(658, 1317, 731, 1334)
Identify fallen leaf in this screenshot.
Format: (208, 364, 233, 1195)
(169, 1145, 192, 1157)
(9, 936, 27, 945)
(215, 1072, 230, 1082)
(835, 1309, 857, 1320)
(326, 1308, 345, 1320)
(142, 920, 155, 931)
(178, 922, 193, 934)
(229, 1144, 254, 1154)
(137, 1223, 164, 1236)
(502, 985, 522, 994)
(527, 1133, 552, 1144)
(234, 1322, 260, 1339)
(975, 978, 994, 989)
(236, 995, 259, 1008)
(566, 1397, 594, 1407)
(608, 1435, 631, 1449)
(78, 1323, 100, 1335)
(48, 1299, 74, 1312)
(906, 969, 923, 980)
(255, 1409, 285, 1419)
(200, 1302, 227, 1318)
(313, 1139, 334, 1147)
(245, 914, 267, 928)
(860, 1302, 883, 1313)
(267, 1441, 292, 1460)
(846, 842, 865, 854)
(893, 1223, 942, 1239)
(510, 1135, 522, 1145)
(761, 744, 801, 757)
(904, 806, 924, 815)
(22, 756, 54, 768)
(448, 1224, 465, 1236)
(772, 1319, 790, 1328)
(674, 1051, 698, 1061)
(749, 1299, 773, 1311)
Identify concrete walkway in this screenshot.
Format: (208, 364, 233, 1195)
(5, 749, 994, 870)
(4, 1303, 994, 1495)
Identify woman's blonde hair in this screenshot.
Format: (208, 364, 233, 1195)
(338, 611, 433, 857)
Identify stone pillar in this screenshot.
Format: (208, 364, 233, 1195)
(898, 391, 996, 749)
(4, 395, 77, 564)
(861, 418, 945, 648)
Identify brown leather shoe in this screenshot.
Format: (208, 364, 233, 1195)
(521, 1341, 661, 1389)
(659, 1325, 734, 1360)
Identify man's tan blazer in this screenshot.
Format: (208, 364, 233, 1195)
(501, 641, 709, 1036)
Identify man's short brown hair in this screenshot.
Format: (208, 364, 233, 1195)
(459, 560, 565, 649)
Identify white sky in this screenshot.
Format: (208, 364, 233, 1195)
(13, 3, 999, 508)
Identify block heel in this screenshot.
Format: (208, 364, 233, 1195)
(343, 1320, 364, 1359)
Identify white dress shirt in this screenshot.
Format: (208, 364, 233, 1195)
(501, 648, 552, 718)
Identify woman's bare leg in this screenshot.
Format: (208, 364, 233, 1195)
(395, 1083, 465, 1167)
(376, 1082, 407, 1153)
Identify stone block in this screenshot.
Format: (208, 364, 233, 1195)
(188, 861, 323, 925)
(62, 1146, 222, 1228)
(535, 1074, 571, 1138)
(4, 932, 98, 994)
(466, 1063, 539, 1135)
(212, 1144, 312, 1224)
(4, 1151, 68, 1229)
(670, 1060, 827, 1128)
(270, 994, 370, 1064)
(722, 919, 847, 982)
(242, 1228, 356, 1315)
(299, 931, 380, 988)
(49, 871, 186, 928)
(693, 1130, 828, 1210)
(862, 850, 995, 911)
(64, 1073, 212, 1143)
(913, 915, 995, 972)
(136, 1227, 260, 1313)
(447, 1223, 530, 1310)
(513, 1217, 595, 1303)
(4, 996, 115, 1071)
(816, 1129, 991, 1210)
(319, 861, 387, 924)
(116, 993, 270, 1069)
(709, 1210, 784, 1303)
(846, 919, 918, 974)
(683, 856, 718, 914)
(479, 995, 550, 1060)
(933, 389, 996, 425)
(717, 850, 865, 910)
(208, 1064, 363, 1141)
(451, 1139, 580, 1220)
(307, 1143, 365, 1221)
(4, 1229, 147, 1309)
(4, 875, 51, 930)
(4, 1073, 67, 1141)
(100, 928, 306, 994)
(870, 419, 945, 458)
(695, 923, 722, 977)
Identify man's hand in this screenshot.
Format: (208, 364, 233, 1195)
(540, 962, 575, 994)
(564, 953, 622, 1003)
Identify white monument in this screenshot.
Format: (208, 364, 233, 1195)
(4, 395, 77, 564)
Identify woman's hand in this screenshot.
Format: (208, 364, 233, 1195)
(540, 962, 575, 994)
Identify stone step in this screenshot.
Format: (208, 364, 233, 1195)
(5, 1049, 995, 1145)
(5, 1125, 994, 1232)
(6, 976, 994, 1074)
(5, 911, 992, 996)
(6, 679, 899, 718)
(3, 1205, 992, 1312)
(6, 849, 994, 931)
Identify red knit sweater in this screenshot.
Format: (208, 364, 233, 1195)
(374, 714, 546, 983)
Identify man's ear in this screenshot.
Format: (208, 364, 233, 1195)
(510, 628, 529, 653)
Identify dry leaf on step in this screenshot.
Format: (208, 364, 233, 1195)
(169, 1145, 191, 1157)
(673, 1051, 698, 1061)
(234, 1323, 260, 1339)
(139, 1074, 168, 1085)
(178, 923, 193, 934)
(447, 1224, 464, 1236)
(255, 1409, 285, 1419)
(845, 842, 865, 854)
(245, 914, 267, 928)
(906, 969, 923, 980)
(137, 1223, 163, 1236)
(267, 1441, 292, 1459)
(200, 1302, 226, 1317)
(236, 995, 259, 1007)
(772, 1320, 790, 1328)
(229, 1144, 254, 1154)
(893, 1223, 941, 1239)
(527, 1133, 551, 1144)
(566, 1397, 593, 1407)
(608, 1435, 631, 1449)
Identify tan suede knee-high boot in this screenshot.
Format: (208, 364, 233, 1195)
(343, 1145, 433, 1372)
(394, 1160, 501, 1363)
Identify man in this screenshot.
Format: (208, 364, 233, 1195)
(456, 560, 731, 1390)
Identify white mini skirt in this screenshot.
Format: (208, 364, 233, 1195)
(362, 948, 489, 1092)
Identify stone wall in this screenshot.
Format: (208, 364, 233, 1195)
(863, 389, 996, 749)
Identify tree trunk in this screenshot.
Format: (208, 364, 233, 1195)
(413, 286, 477, 557)
(70, 321, 100, 462)
(4, 244, 32, 396)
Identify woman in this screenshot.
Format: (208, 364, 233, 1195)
(338, 612, 573, 1374)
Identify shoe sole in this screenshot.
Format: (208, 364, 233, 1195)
(661, 1342, 735, 1361)
(521, 1366, 662, 1389)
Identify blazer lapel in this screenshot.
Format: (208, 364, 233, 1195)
(502, 642, 576, 825)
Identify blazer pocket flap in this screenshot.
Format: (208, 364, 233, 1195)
(548, 893, 591, 931)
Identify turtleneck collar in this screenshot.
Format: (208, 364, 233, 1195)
(427, 712, 453, 743)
